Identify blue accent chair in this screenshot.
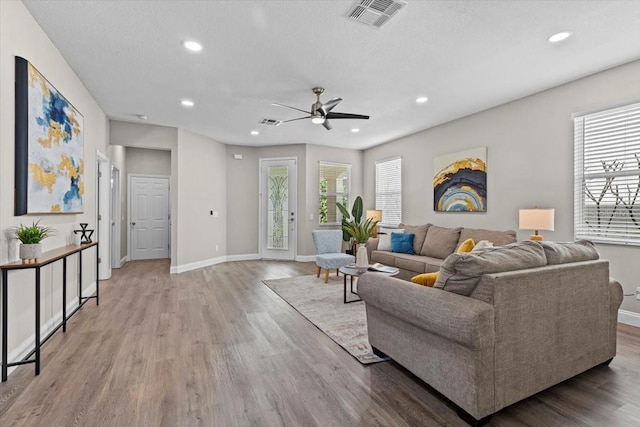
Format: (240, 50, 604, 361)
(312, 230, 355, 283)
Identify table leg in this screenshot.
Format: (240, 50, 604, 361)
(78, 250, 83, 304)
(35, 267, 41, 375)
(2, 269, 8, 382)
(344, 273, 347, 303)
(62, 257, 67, 332)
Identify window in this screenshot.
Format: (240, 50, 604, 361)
(319, 162, 350, 225)
(375, 157, 402, 226)
(574, 102, 640, 245)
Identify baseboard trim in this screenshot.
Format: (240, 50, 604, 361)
(295, 255, 316, 262)
(5, 281, 97, 378)
(226, 253, 260, 262)
(170, 256, 227, 274)
(618, 309, 640, 328)
(120, 255, 129, 266)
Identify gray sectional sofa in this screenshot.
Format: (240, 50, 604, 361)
(358, 240, 624, 425)
(367, 224, 517, 280)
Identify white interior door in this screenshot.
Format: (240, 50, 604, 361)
(130, 175, 170, 260)
(260, 158, 297, 260)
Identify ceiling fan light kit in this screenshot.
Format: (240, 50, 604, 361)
(269, 87, 369, 131)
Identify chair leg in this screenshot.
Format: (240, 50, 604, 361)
(324, 269, 330, 283)
(316, 266, 321, 278)
(336, 269, 339, 277)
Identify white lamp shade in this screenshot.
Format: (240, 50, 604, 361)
(519, 208, 555, 231)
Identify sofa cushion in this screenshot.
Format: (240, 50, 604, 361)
(371, 250, 397, 266)
(434, 241, 547, 296)
(391, 233, 415, 254)
(399, 223, 431, 255)
(539, 240, 599, 265)
(457, 228, 517, 247)
(394, 253, 428, 273)
(411, 272, 439, 287)
(420, 225, 462, 258)
(377, 229, 404, 251)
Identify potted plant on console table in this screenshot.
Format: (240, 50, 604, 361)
(337, 196, 378, 271)
(12, 220, 55, 263)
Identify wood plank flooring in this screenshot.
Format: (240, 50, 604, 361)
(0, 259, 639, 426)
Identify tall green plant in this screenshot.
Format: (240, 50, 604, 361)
(336, 196, 377, 244)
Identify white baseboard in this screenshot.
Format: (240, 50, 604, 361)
(226, 253, 260, 262)
(295, 255, 316, 262)
(120, 255, 129, 266)
(170, 256, 227, 274)
(5, 281, 97, 378)
(618, 309, 640, 328)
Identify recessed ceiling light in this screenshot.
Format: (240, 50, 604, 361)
(351, 128, 360, 133)
(181, 99, 194, 107)
(548, 31, 572, 43)
(251, 130, 259, 135)
(183, 40, 202, 52)
(416, 96, 428, 104)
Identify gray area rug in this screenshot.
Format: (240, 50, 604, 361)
(262, 275, 389, 365)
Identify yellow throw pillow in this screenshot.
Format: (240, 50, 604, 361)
(456, 238, 475, 253)
(411, 272, 439, 287)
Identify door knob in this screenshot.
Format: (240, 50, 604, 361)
(131, 221, 136, 226)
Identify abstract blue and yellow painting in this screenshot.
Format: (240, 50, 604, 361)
(433, 147, 487, 212)
(17, 57, 84, 214)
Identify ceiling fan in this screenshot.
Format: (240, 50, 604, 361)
(271, 87, 369, 130)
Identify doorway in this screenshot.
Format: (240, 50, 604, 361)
(110, 165, 122, 269)
(128, 174, 170, 260)
(259, 158, 297, 260)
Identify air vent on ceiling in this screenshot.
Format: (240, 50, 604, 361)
(259, 118, 283, 126)
(347, 0, 407, 28)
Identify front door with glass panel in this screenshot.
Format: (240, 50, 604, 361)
(260, 158, 297, 260)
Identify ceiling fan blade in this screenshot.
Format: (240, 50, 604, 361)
(325, 112, 370, 120)
(282, 116, 312, 123)
(319, 97, 342, 115)
(322, 120, 332, 130)
(271, 103, 310, 115)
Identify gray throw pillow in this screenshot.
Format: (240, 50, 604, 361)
(434, 241, 548, 296)
(399, 223, 431, 255)
(420, 225, 462, 258)
(539, 240, 599, 264)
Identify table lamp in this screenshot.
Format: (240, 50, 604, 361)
(519, 208, 554, 241)
(366, 209, 383, 238)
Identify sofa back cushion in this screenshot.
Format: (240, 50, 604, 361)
(457, 228, 517, 248)
(399, 223, 431, 255)
(434, 241, 547, 296)
(539, 240, 599, 264)
(420, 225, 462, 258)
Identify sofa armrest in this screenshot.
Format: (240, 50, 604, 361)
(609, 278, 623, 309)
(358, 273, 494, 350)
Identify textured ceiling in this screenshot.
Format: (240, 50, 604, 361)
(22, 0, 640, 150)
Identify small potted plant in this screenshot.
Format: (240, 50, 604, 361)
(12, 220, 55, 262)
(337, 196, 378, 270)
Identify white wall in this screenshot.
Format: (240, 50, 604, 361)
(126, 147, 171, 176)
(0, 1, 107, 361)
(176, 129, 227, 267)
(107, 145, 127, 260)
(364, 60, 640, 316)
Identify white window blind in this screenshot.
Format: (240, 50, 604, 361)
(375, 157, 402, 226)
(574, 102, 640, 245)
(319, 162, 350, 225)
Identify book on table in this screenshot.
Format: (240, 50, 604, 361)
(368, 263, 397, 273)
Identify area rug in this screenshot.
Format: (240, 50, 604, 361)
(262, 275, 389, 365)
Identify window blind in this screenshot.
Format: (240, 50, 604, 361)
(375, 157, 402, 226)
(574, 102, 640, 245)
(319, 162, 350, 225)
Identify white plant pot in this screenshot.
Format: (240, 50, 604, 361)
(20, 243, 42, 261)
(355, 243, 369, 271)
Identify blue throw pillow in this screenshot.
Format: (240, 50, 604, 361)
(390, 232, 415, 254)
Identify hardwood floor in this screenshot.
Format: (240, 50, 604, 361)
(0, 259, 639, 426)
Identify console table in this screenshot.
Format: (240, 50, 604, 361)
(1, 242, 99, 382)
